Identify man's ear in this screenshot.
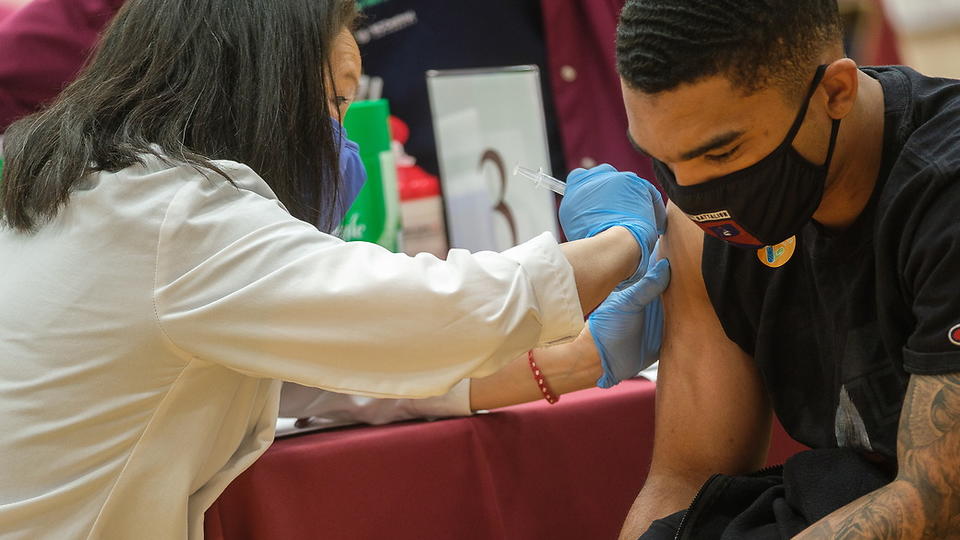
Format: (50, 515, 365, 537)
(822, 58, 859, 120)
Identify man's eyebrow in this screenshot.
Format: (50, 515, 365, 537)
(626, 129, 745, 162)
(678, 131, 744, 161)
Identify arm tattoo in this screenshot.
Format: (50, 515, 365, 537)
(797, 373, 960, 539)
(897, 373, 960, 537)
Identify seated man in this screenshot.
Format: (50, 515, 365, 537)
(614, 0, 960, 538)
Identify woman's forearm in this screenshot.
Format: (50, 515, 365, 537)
(469, 327, 603, 411)
(562, 226, 641, 315)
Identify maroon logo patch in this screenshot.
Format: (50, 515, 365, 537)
(950, 324, 960, 347)
(693, 219, 763, 249)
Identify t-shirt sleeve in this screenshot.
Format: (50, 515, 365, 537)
(153, 163, 583, 399)
(901, 173, 960, 375)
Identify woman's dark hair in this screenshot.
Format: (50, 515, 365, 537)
(617, 0, 843, 98)
(1, 0, 357, 232)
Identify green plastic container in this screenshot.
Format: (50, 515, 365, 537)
(338, 99, 402, 252)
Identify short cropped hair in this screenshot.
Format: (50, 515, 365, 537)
(616, 0, 843, 98)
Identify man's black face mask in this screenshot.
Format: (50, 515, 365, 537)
(654, 65, 842, 249)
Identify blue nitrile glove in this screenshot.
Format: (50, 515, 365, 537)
(588, 255, 670, 388)
(558, 164, 666, 290)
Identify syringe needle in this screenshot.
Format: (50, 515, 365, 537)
(513, 164, 566, 196)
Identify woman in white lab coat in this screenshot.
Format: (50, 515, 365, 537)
(0, 1, 665, 538)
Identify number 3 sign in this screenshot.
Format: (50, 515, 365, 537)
(478, 149, 519, 246)
(428, 65, 560, 252)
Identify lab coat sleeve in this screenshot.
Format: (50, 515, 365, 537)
(154, 163, 584, 399)
(278, 380, 473, 426)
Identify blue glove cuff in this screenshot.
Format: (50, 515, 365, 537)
(607, 222, 656, 291)
(588, 317, 619, 389)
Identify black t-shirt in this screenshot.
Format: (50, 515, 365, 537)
(702, 66, 960, 463)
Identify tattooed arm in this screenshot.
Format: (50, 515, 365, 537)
(795, 373, 960, 539)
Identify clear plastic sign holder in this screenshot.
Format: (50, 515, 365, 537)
(427, 65, 559, 252)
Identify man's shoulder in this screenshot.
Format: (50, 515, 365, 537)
(871, 67, 960, 244)
(882, 67, 960, 179)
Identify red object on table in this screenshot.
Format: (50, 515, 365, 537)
(204, 379, 806, 540)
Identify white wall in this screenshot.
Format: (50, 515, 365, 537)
(882, 0, 960, 78)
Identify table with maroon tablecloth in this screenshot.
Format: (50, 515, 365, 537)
(204, 379, 806, 540)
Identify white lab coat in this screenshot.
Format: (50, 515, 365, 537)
(277, 379, 473, 433)
(0, 155, 583, 539)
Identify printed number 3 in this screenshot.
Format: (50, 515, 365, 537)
(479, 149, 518, 245)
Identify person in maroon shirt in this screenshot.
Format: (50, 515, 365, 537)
(541, 0, 655, 181)
(0, 0, 124, 131)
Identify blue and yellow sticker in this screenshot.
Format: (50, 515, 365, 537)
(757, 236, 796, 268)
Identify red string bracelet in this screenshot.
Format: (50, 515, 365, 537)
(527, 350, 559, 404)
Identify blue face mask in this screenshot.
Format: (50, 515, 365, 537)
(330, 117, 368, 225)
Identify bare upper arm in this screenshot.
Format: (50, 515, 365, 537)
(651, 203, 773, 481)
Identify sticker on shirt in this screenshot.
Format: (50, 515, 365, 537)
(757, 236, 797, 268)
(950, 324, 960, 346)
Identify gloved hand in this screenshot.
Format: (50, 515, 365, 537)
(559, 164, 666, 289)
(588, 254, 670, 388)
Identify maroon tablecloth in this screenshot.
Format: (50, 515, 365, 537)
(204, 379, 806, 540)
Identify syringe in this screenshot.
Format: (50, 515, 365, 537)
(513, 164, 566, 196)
